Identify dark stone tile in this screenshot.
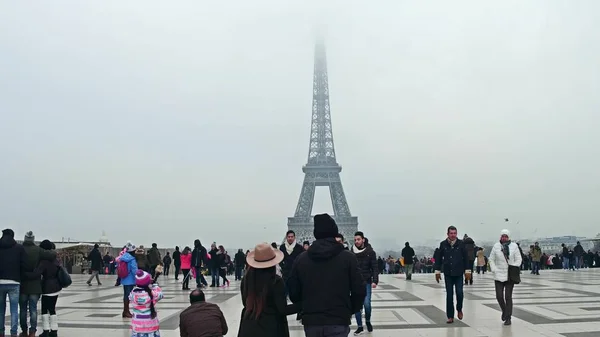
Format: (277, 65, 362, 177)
(86, 313, 120, 318)
(562, 333, 600, 337)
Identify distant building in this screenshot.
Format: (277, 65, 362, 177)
(519, 236, 593, 254)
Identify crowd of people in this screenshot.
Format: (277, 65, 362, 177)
(2, 219, 598, 337)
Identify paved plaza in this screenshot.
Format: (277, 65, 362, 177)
(5, 269, 600, 337)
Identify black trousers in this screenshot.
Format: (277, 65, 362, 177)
(182, 269, 190, 289)
(218, 268, 228, 284)
(164, 265, 170, 276)
(41, 295, 58, 315)
(495, 280, 515, 319)
(175, 265, 181, 279)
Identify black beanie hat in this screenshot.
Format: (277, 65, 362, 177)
(313, 213, 338, 240)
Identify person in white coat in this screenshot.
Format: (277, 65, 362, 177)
(488, 229, 522, 326)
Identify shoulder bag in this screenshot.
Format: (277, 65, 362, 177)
(502, 247, 521, 284)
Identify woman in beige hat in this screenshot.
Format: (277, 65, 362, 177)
(238, 243, 299, 337)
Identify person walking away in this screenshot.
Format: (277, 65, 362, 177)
(26, 240, 63, 337)
(116, 242, 138, 318)
(208, 243, 220, 287)
(19, 231, 56, 337)
(476, 248, 486, 274)
(103, 252, 112, 275)
(234, 249, 245, 281)
(162, 252, 172, 277)
(288, 213, 366, 337)
(530, 243, 542, 275)
(86, 244, 103, 286)
(463, 235, 476, 285)
(574, 241, 585, 270)
(279, 230, 303, 297)
(191, 240, 209, 288)
(434, 225, 472, 324)
(488, 229, 522, 326)
(180, 247, 192, 290)
(401, 242, 415, 281)
(216, 246, 230, 288)
(0, 229, 26, 337)
(146, 243, 162, 279)
(173, 247, 181, 280)
(351, 231, 378, 335)
(179, 289, 228, 337)
(238, 243, 298, 337)
(129, 271, 164, 337)
(135, 246, 149, 273)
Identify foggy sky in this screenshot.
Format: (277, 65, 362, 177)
(1, 1, 599, 249)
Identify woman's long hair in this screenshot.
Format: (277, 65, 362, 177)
(142, 285, 157, 319)
(243, 266, 276, 320)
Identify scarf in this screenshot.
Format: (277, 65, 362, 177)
(352, 245, 366, 254)
(501, 240, 511, 260)
(284, 241, 296, 255)
(447, 238, 457, 247)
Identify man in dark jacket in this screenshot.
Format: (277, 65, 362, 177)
(209, 243, 220, 287)
(147, 243, 162, 278)
(173, 246, 181, 280)
(279, 230, 303, 296)
(20, 231, 56, 337)
(162, 252, 172, 277)
(86, 244, 103, 286)
(191, 239, 209, 288)
(434, 226, 471, 324)
(288, 214, 366, 337)
(0, 228, 27, 337)
(463, 234, 476, 285)
(234, 249, 245, 281)
(179, 289, 228, 337)
(350, 231, 378, 335)
(401, 242, 415, 280)
(574, 241, 585, 269)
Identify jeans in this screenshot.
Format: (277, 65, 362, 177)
(211, 267, 220, 286)
(163, 265, 170, 276)
(444, 275, 464, 319)
(354, 283, 372, 327)
(494, 280, 514, 320)
(0, 284, 20, 335)
(20, 293, 40, 333)
(563, 257, 570, 270)
(304, 325, 350, 337)
(194, 267, 208, 287)
(405, 264, 413, 279)
(531, 261, 540, 274)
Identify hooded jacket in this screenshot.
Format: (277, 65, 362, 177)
(0, 234, 26, 283)
(117, 252, 138, 286)
(351, 244, 379, 285)
(288, 238, 366, 326)
(135, 248, 149, 270)
(191, 244, 207, 268)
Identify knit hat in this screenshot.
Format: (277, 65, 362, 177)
(24, 231, 35, 243)
(313, 213, 339, 240)
(500, 229, 510, 238)
(135, 270, 152, 287)
(125, 241, 136, 252)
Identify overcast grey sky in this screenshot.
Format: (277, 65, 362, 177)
(1, 1, 599, 249)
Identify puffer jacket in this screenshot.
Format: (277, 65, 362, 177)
(350, 244, 379, 285)
(530, 246, 542, 262)
(488, 242, 522, 282)
(117, 252, 138, 286)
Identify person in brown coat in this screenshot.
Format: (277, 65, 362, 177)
(179, 289, 228, 337)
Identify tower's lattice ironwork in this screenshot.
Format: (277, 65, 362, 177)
(287, 43, 358, 243)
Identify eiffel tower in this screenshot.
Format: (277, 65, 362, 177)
(287, 43, 358, 243)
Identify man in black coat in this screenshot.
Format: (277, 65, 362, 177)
(0, 228, 27, 337)
(86, 244, 103, 286)
(350, 231, 378, 335)
(209, 243, 220, 287)
(279, 230, 303, 297)
(434, 226, 471, 324)
(288, 214, 366, 337)
(173, 246, 181, 280)
(401, 242, 416, 280)
(191, 239, 209, 288)
(234, 249, 245, 281)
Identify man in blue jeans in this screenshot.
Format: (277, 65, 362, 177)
(434, 225, 472, 324)
(351, 231, 378, 335)
(0, 228, 27, 337)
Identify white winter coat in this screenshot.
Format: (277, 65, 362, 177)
(488, 242, 522, 282)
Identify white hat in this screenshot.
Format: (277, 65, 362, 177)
(500, 229, 510, 237)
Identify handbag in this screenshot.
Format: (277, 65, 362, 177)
(502, 248, 521, 284)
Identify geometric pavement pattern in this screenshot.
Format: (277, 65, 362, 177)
(5, 270, 600, 336)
